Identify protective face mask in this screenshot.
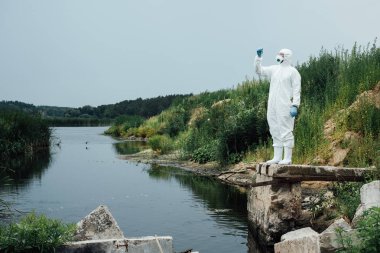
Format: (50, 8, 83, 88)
(276, 55, 284, 63)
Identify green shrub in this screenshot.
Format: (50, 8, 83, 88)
(136, 125, 156, 138)
(345, 135, 379, 167)
(356, 207, 380, 252)
(125, 127, 138, 137)
(227, 152, 243, 164)
(213, 106, 269, 164)
(148, 135, 174, 154)
(347, 102, 380, 138)
(104, 115, 145, 137)
(192, 147, 212, 164)
(180, 81, 270, 164)
(191, 142, 218, 164)
(119, 115, 145, 133)
(0, 212, 76, 253)
(104, 125, 120, 136)
(332, 182, 362, 220)
(336, 207, 380, 253)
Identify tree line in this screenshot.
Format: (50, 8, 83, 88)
(0, 94, 191, 125)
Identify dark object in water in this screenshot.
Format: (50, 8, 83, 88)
(179, 249, 193, 253)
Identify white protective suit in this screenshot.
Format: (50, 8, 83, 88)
(255, 49, 301, 149)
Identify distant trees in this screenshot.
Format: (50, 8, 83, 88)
(58, 94, 190, 119)
(0, 101, 39, 115)
(0, 94, 191, 126)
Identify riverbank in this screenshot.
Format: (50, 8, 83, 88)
(118, 148, 257, 188)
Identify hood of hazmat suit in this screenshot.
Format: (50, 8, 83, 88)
(255, 48, 301, 148)
(276, 48, 292, 64)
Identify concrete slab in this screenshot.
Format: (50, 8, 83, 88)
(57, 236, 174, 253)
(256, 164, 370, 183)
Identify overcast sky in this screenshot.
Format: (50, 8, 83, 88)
(1, 0, 379, 107)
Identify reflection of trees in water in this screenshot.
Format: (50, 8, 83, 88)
(0, 149, 51, 220)
(113, 141, 148, 155)
(146, 164, 173, 181)
(146, 164, 248, 221)
(0, 148, 51, 190)
(148, 165, 272, 253)
(0, 169, 13, 219)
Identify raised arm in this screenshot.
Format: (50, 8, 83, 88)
(255, 48, 272, 78)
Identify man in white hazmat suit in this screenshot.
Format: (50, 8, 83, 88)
(255, 48, 301, 164)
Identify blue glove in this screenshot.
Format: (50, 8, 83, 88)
(290, 106, 298, 117)
(256, 48, 263, 57)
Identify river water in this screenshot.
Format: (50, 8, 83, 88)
(0, 127, 254, 252)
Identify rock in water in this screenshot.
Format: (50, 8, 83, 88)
(74, 205, 125, 241)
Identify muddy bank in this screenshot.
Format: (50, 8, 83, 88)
(118, 149, 256, 188)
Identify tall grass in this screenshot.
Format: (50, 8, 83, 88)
(0, 109, 51, 160)
(292, 103, 325, 164)
(299, 41, 380, 113)
(294, 40, 380, 166)
(104, 115, 145, 137)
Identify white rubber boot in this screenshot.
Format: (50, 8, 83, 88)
(279, 147, 292, 165)
(266, 147, 283, 164)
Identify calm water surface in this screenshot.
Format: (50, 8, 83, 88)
(1, 127, 252, 252)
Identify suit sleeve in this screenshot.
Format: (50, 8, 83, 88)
(291, 69, 301, 107)
(255, 56, 273, 78)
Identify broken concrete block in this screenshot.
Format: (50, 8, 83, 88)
(352, 180, 380, 227)
(280, 227, 318, 242)
(360, 180, 380, 206)
(319, 218, 352, 253)
(74, 205, 125, 241)
(57, 237, 174, 253)
(322, 218, 351, 233)
(274, 227, 320, 253)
